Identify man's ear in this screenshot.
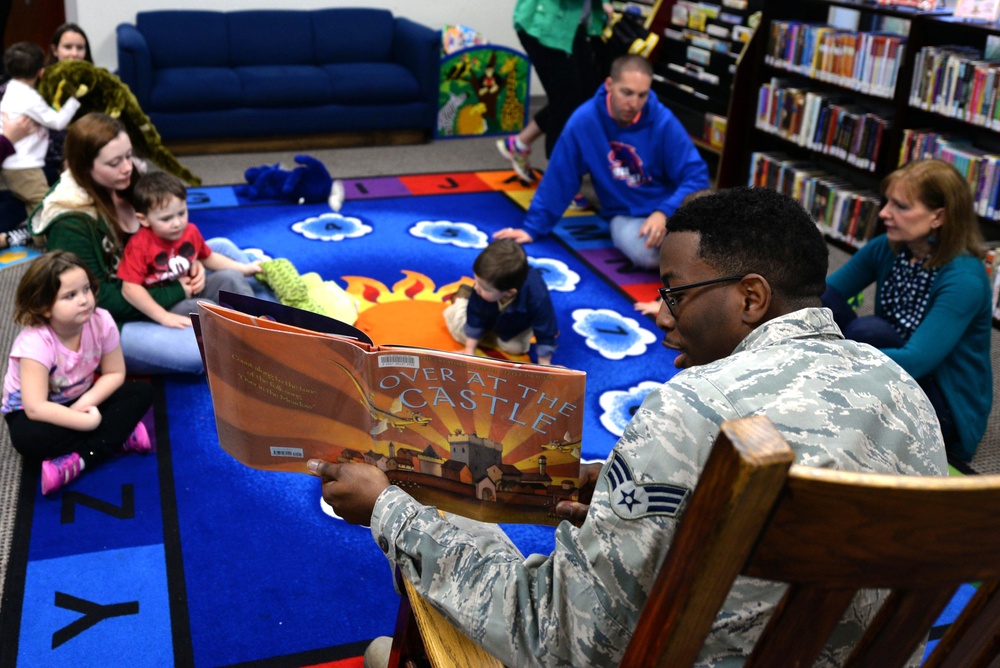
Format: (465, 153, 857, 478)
(738, 274, 771, 325)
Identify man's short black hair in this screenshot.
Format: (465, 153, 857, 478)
(4, 42, 45, 80)
(666, 187, 828, 301)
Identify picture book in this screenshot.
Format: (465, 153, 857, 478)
(196, 293, 586, 526)
(955, 0, 1000, 23)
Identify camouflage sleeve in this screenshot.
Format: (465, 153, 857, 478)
(370, 376, 730, 666)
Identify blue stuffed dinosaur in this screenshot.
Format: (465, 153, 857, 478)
(236, 155, 343, 210)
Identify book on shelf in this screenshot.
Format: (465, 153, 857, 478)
(195, 293, 586, 526)
(755, 78, 890, 171)
(954, 0, 1000, 23)
(747, 152, 880, 247)
(898, 129, 1000, 220)
(764, 21, 905, 99)
(910, 45, 1000, 128)
(704, 112, 727, 147)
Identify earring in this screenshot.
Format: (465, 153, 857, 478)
(928, 229, 938, 246)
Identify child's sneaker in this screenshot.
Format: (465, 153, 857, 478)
(329, 179, 344, 212)
(41, 453, 83, 495)
(1, 225, 33, 250)
(123, 421, 152, 454)
(568, 194, 592, 211)
(496, 136, 535, 183)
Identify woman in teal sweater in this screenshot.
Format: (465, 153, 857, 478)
(823, 159, 992, 461)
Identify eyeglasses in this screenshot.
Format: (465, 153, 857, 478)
(657, 275, 744, 318)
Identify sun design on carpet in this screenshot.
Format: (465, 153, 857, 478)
(341, 270, 524, 361)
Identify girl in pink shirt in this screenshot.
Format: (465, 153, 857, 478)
(2, 251, 153, 494)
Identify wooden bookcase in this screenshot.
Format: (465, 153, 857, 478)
(718, 0, 1000, 326)
(642, 0, 764, 182)
(718, 0, 1000, 251)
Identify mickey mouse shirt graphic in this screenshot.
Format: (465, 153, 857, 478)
(118, 224, 210, 287)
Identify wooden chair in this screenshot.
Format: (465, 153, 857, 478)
(390, 415, 1000, 668)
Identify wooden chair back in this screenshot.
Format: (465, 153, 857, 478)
(624, 415, 1000, 668)
(391, 416, 1000, 668)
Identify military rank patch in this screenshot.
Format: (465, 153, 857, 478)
(606, 450, 689, 520)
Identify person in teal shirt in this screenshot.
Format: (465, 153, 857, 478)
(823, 159, 993, 462)
(496, 0, 612, 183)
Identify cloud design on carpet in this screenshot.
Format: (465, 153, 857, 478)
(528, 257, 580, 292)
(409, 220, 488, 248)
(240, 248, 272, 262)
(292, 213, 372, 241)
(571, 309, 658, 360)
(599, 381, 662, 436)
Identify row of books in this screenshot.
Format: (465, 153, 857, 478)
(909, 45, 1000, 129)
(899, 129, 1000, 221)
(749, 152, 882, 247)
(757, 78, 891, 172)
(984, 245, 1000, 320)
(764, 21, 907, 100)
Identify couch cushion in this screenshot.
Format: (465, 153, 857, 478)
(228, 11, 316, 66)
(323, 63, 421, 105)
(150, 68, 242, 112)
(137, 11, 230, 68)
(312, 9, 394, 64)
(236, 66, 333, 108)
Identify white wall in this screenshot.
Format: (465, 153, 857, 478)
(64, 0, 539, 90)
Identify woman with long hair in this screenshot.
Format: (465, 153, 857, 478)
(30, 112, 251, 374)
(823, 158, 993, 461)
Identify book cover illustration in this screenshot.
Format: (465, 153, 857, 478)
(197, 298, 586, 525)
(955, 0, 1000, 22)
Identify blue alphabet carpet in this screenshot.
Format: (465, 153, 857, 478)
(0, 169, 969, 666)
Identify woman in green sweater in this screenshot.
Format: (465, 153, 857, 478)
(29, 112, 247, 374)
(822, 159, 993, 462)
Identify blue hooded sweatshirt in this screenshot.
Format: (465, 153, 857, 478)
(522, 83, 710, 239)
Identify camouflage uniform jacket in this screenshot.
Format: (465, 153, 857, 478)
(369, 307, 947, 667)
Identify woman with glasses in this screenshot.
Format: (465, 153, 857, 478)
(822, 159, 992, 462)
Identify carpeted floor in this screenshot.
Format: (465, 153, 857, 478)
(0, 130, 997, 665)
(0, 168, 678, 665)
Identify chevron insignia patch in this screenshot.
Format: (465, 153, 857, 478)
(606, 450, 690, 520)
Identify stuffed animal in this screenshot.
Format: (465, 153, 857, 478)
(236, 155, 343, 210)
(38, 60, 202, 186)
(256, 258, 359, 324)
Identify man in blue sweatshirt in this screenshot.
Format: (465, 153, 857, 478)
(495, 54, 710, 270)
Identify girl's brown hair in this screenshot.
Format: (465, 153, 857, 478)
(63, 113, 139, 252)
(14, 251, 99, 327)
(48, 23, 93, 64)
(881, 159, 982, 268)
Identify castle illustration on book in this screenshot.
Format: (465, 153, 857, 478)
(195, 293, 586, 525)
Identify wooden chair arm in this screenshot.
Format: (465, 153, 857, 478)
(400, 577, 504, 668)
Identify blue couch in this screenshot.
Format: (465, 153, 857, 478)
(116, 8, 440, 142)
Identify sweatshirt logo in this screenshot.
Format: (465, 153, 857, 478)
(607, 141, 650, 188)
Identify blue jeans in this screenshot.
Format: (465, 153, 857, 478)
(203, 237, 276, 302)
(120, 237, 272, 375)
(609, 215, 660, 270)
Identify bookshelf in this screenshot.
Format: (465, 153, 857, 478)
(718, 0, 1000, 319)
(643, 0, 764, 182)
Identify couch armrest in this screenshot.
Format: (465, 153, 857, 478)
(392, 17, 440, 124)
(116, 23, 152, 108)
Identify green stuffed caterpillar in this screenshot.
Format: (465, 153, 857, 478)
(38, 60, 202, 186)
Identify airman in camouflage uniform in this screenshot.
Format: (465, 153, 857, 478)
(311, 187, 948, 668)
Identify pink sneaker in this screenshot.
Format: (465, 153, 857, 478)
(41, 453, 83, 495)
(496, 136, 535, 183)
(123, 421, 152, 454)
